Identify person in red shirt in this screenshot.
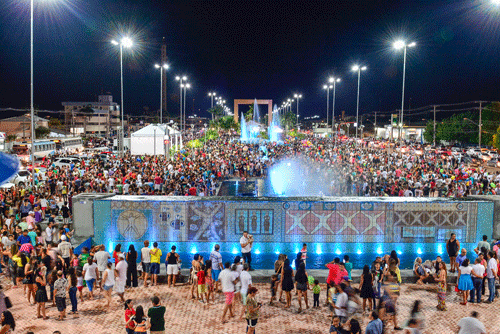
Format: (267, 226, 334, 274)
(197, 266, 207, 303)
(325, 258, 340, 305)
(188, 184, 197, 196)
(124, 299, 136, 334)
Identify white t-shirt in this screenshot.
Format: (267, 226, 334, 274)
(45, 226, 53, 242)
(459, 265, 472, 275)
(104, 268, 115, 286)
(116, 260, 128, 281)
(240, 271, 252, 294)
(83, 263, 98, 280)
(141, 247, 151, 263)
(240, 236, 252, 253)
(472, 263, 485, 277)
(457, 317, 486, 334)
(335, 291, 348, 317)
(94, 251, 111, 271)
(219, 269, 235, 293)
(487, 258, 497, 279)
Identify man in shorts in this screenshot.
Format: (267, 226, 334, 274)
(141, 240, 151, 287)
(149, 242, 162, 286)
(209, 244, 223, 292)
(114, 253, 128, 302)
(53, 270, 68, 321)
(219, 262, 239, 323)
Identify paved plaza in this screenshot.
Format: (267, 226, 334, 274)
(5, 277, 500, 334)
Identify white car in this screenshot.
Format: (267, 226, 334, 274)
(0, 182, 15, 190)
(52, 157, 80, 168)
(10, 170, 32, 187)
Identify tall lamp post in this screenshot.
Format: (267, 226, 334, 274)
(181, 83, 191, 131)
(323, 84, 333, 128)
(175, 76, 187, 131)
(294, 94, 302, 129)
(351, 65, 367, 138)
(111, 37, 133, 157)
(154, 63, 169, 124)
(208, 92, 216, 119)
(393, 40, 416, 144)
(330, 77, 341, 135)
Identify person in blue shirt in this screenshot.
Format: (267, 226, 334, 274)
(365, 311, 383, 334)
(17, 229, 32, 246)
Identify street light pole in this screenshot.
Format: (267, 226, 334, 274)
(294, 94, 302, 129)
(352, 65, 367, 138)
(394, 40, 416, 143)
(155, 64, 169, 124)
(30, 0, 35, 188)
(331, 78, 341, 135)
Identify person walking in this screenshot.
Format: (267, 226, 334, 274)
(244, 287, 261, 334)
(34, 267, 49, 320)
(126, 244, 138, 288)
(140, 240, 151, 287)
(240, 231, 253, 270)
(209, 244, 223, 292)
(94, 245, 110, 284)
(149, 242, 162, 287)
(365, 311, 383, 334)
(294, 262, 309, 312)
(67, 267, 78, 315)
(101, 262, 115, 310)
(219, 262, 238, 324)
(446, 233, 460, 273)
(82, 257, 98, 300)
(280, 258, 294, 309)
(457, 311, 486, 334)
(485, 250, 498, 303)
(53, 270, 68, 321)
(166, 246, 180, 288)
(360, 265, 374, 312)
(148, 296, 166, 334)
(115, 253, 128, 302)
(239, 263, 253, 318)
(435, 261, 447, 310)
(124, 299, 136, 334)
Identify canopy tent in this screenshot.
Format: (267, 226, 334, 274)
(130, 124, 182, 156)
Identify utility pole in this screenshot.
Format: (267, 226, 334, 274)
(433, 105, 436, 147)
(479, 101, 482, 149)
(374, 112, 377, 127)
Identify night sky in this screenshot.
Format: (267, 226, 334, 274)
(1, 0, 499, 121)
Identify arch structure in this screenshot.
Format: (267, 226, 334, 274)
(233, 99, 273, 126)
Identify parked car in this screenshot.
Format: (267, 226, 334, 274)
(487, 158, 500, 168)
(52, 157, 80, 168)
(10, 170, 32, 187)
(0, 182, 15, 190)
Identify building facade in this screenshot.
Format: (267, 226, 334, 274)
(62, 94, 124, 137)
(0, 114, 49, 140)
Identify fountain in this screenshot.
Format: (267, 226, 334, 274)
(253, 98, 260, 123)
(240, 113, 249, 141)
(268, 104, 282, 142)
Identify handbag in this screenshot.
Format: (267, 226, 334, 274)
(4, 297, 12, 309)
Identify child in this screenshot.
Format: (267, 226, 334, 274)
(205, 260, 214, 304)
(196, 264, 207, 303)
(269, 274, 278, 305)
(77, 270, 84, 302)
(313, 279, 321, 308)
(71, 254, 79, 269)
(78, 247, 90, 268)
(343, 255, 353, 281)
(339, 263, 349, 283)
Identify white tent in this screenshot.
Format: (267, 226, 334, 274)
(130, 124, 181, 156)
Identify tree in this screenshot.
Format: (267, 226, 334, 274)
(35, 126, 50, 139)
(207, 105, 225, 120)
(493, 125, 500, 150)
(6, 135, 17, 142)
(48, 118, 63, 129)
(245, 105, 253, 122)
(279, 110, 297, 134)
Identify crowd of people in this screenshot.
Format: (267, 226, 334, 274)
(0, 134, 498, 333)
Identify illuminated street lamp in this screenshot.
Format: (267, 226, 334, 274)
(294, 94, 302, 128)
(208, 92, 216, 109)
(323, 83, 333, 126)
(175, 75, 187, 131)
(111, 36, 134, 157)
(351, 65, 367, 138)
(393, 39, 416, 143)
(154, 63, 170, 123)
